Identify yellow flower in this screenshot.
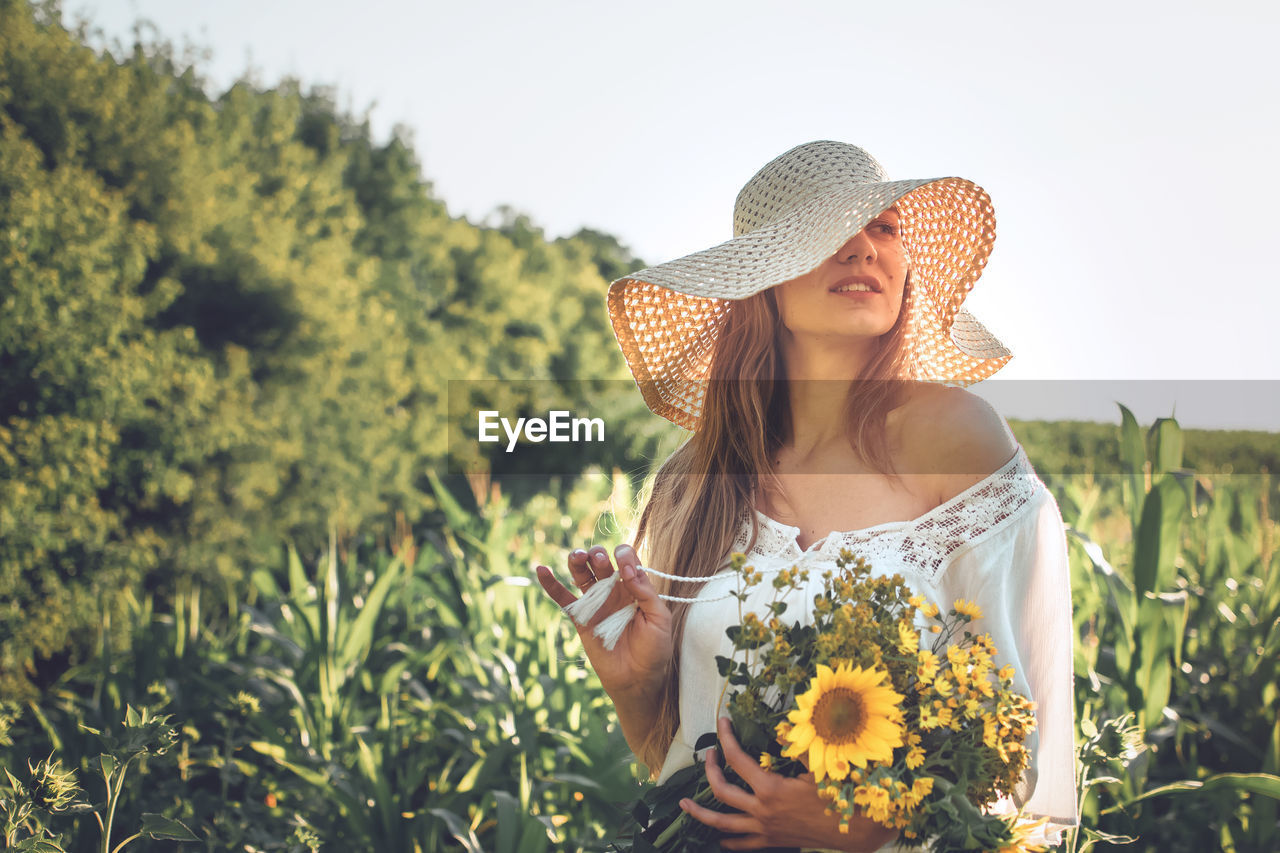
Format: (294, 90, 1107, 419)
(897, 621, 919, 654)
(852, 784, 892, 824)
(984, 714, 999, 749)
(758, 752, 774, 770)
(954, 598, 984, 620)
(915, 649, 940, 684)
(998, 816, 1051, 852)
(778, 662, 905, 782)
(906, 745, 925, 769)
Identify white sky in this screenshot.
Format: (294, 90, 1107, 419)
(67, 0, 1280, 430)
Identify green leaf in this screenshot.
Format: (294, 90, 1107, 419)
(429, 808, 483, 853)
(548, 772, 602, 792)
(140, 812, 199, 840)
(492, 790, 520, 853)
(517, 818, 550, 853)
(426, 468, 476, 532)
(1113, 772, 1280, 811)
(1118, 403, 1146, 530)
(10, 838, 68, 852)
(338, 554, 404, 671)
(1132, 474, 1186, 597)
(1150, 415, 1183, 474)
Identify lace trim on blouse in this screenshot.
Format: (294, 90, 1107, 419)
(730, 445, 1040, 584)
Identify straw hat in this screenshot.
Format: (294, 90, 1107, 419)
(606, 140, 1013, 431)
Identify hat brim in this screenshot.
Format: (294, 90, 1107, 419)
(608, 176, 1012, 430)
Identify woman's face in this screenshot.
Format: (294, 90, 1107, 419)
(773, 206, 908, 343)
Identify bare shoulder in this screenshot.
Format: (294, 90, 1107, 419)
(894, 383, 1019, 502)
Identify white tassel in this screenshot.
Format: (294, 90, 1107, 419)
(561, 571, 621, 626)
(592, 603, 638, 650)
(560, 572, 641, 651)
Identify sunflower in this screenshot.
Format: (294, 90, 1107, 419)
(778, 662, 906, 782)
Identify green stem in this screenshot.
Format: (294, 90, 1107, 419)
(652, 810, 691, 848)
(652, 780, 718, 848)
(111, 832, 142, 853)
(102, 756, 134, 853)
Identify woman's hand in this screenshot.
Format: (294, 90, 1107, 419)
(679, 716, 899, 852)
(535, 544, 674, 702)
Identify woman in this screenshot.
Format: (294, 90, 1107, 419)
(536, 141, 1077, 851)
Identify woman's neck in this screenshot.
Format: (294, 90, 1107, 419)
(780, 333, 878, 454)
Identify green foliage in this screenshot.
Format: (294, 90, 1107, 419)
(1, 468, 644, 851)
(1065, 407, 1280, 851)
(0, 0, 656, 696)
(1, 704, 196, 852)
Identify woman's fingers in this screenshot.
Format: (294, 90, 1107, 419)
(534, 565, 576, 609)
(566, 548, 596, 591)
(701, 746, 757, 812)
(585, 546, 615, 584)
(715, 716, 772, 793)
(678, 794, 760, 839)
(613, 544, 667, 619)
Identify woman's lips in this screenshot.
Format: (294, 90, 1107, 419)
(829, 275, 880, 296)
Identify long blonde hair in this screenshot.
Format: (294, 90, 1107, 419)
(628, 273, 919, 777)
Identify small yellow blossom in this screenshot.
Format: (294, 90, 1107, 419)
(915, 650, 940, 684)
(954, 599, 984, 620)
(897, 621, 919, 654)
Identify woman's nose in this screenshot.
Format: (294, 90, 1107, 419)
(836, 229, 876, 264)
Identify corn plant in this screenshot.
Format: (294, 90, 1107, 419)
(1065, 406, 1280, 850)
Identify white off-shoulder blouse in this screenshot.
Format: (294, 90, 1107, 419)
(654, 444, 1079, 852)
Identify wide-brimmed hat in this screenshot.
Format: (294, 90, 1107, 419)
(607, 140, 1012, 431)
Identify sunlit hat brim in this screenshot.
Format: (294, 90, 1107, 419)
(608, 176, 1012, 431)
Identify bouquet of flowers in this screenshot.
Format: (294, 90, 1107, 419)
(613, 548, 1048, 853)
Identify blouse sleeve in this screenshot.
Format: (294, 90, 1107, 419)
(935, 483, 1080, 841)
